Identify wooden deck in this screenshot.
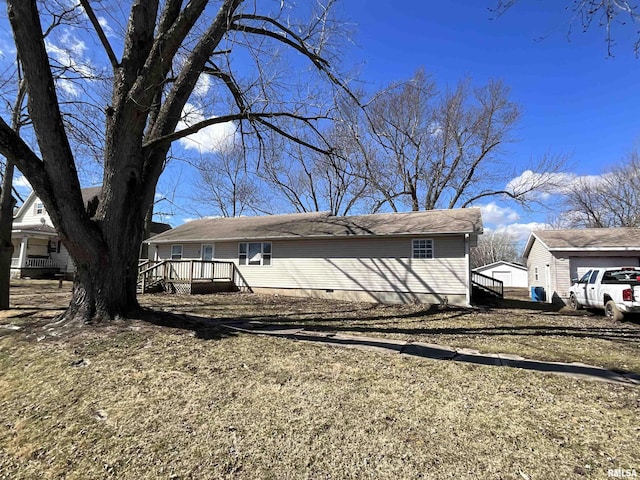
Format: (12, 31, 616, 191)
(137, 260, 250, 294)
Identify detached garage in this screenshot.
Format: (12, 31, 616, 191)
(473, 261, 528, 287)
(523, 228, 640, 304)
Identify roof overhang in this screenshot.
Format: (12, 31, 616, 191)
(145, 230, 479, 244)
(12, 229, 58, 238)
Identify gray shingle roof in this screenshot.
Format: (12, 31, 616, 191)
(147, 208, 483, 243)
(532, 228, 640, 250)
(81, 186, 102, 205)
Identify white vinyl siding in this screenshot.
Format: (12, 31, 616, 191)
(215, 235, 467, 295)
(14, 196, 54, 226)
(474, 263, 528, 288)
(155, 243, 203, 260)
(526, 239, 552, 289)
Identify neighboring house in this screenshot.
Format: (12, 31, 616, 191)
(523, 228, 640, 303)
(11, 187, 170, 279)
(473, 261, 528, 288)
(145, 208, 483, 306)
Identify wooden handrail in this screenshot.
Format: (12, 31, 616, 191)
(471, 271, 504, 298)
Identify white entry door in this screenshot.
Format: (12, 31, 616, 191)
(201, 244, 214, 278)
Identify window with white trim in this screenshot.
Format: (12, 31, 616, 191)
(34, 202, 44, 215)
(171, 244, 183, 260)
(534, 267, 539, 281)
(239, 242, 271, 266)
(412, 239, 434, 259)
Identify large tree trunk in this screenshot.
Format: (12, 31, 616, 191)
(59, 194, 147, 325)
(62, 251, 140, 324)
(0, 159, 16, 310)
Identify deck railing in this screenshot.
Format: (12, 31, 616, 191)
(138, 259, 250, 292)
(471, 271, 504, 298)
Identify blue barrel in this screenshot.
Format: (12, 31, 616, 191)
(531, 286, 546, 302)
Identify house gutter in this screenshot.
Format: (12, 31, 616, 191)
(144, 231, 481, 244)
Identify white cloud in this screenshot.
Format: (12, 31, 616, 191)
(479, 202, 519, 226)
(45, 33, 95, 97)
(194, 74, 212, 98)
(505, 170, 609, 200)
(182, 215, 221, 223)
(13, 174, 31, 189)
(97, 17, 115, 38)
(489, 222, 550, 244)
(177, 103, 237, 154)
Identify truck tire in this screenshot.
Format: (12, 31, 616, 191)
(604, 300, 624, 321)
(569, 293, 581, 310)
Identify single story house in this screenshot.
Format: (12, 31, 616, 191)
(473, 261, 528, 288)
(11, 187, 170, 279)
(523, 228, 640, 303)
(145, 208, 483, 306)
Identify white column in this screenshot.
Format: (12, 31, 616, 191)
(18, 237, 28, 268)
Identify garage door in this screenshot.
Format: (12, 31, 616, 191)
(492, 271, 512, 286)
(571, 256, 640, 280)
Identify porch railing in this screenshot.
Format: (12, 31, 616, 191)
(14, 257, 62, 269)
(138, 259, 250, 292)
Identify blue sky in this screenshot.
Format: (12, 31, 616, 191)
(334, 0, 640, 239)
(3, 1, 639, 243)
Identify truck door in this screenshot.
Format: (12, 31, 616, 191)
(585, 269, 600, 307)
(574, 270, 591, 306)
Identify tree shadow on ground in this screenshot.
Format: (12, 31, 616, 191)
(221, 325, 640, 386)
(138, 308, 238, 341)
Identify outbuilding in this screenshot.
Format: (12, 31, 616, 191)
(523, 228, 640, 303)
(473, 261, 528, 288)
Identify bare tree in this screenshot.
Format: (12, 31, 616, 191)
(194, 144, 261, 217)
(0, 0, 352, 324)
(261, 118, 372, 215)
(561, 151, 640, 227)
(492, 0, 640, 56)
(347, 69, 565, 212)
(470, 230, 522, 268)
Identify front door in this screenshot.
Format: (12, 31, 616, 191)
(201, 244, 214, 278)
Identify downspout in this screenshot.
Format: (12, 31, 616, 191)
(465, 233, 471, 307)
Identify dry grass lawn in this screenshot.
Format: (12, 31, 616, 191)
(0, 280, 639, 479)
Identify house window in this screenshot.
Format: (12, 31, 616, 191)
(171, 244, 183, 260)
(534, 267, 539, 281)
(34, 202, 44, 215)
(412, 239, 434, 259)
(239, 242, 271, 266)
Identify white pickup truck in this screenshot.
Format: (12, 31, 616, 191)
(568, 267, 640, 321)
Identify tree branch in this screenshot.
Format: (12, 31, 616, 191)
(78, 0, 119, 70)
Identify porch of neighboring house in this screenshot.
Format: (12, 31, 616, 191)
(137, 259, 251, 294)
(10, 232, 66, 279)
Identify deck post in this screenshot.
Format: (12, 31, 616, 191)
(189, 260, 193, 283)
